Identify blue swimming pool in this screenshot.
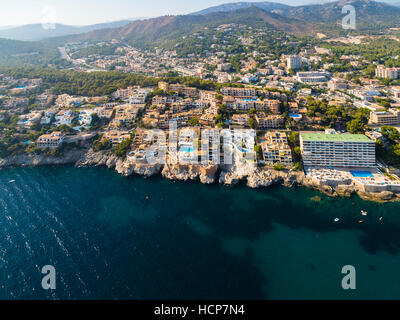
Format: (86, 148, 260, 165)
(350, 170, 374, 178)
(179, 147, 195, 153)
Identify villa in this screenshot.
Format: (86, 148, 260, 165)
(37, 132, 65, 149)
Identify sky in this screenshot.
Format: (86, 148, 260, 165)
(0, 0, 393, 27)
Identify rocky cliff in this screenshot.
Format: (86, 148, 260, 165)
(1, 148, 399, 203)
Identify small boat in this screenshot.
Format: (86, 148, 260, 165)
(361, 210, 368, 216)
(334, 218, 340, 222)
(379, 217, 383, 222)
(9, 180, 15, 183)
(359, 220, 364, 224)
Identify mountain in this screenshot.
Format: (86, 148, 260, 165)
(56, 7, 313, 44)
(43, 0, 400, 48)
(0, 26, 16, 31)
(282, 0, 400, 26)
(190, 1, 291, 15)
(0, 20, 133, 41)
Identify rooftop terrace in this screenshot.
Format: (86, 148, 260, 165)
(300, 133, 373, 143)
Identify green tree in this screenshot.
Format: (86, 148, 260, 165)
(254, 145, 262, 159)
(188, 117, 199, 126)
(381, 126, 400, 142)
(273, 163, 285, 171)
(347, 119, 365, 134)
(248, 118, 256, 129)
(288, 131, 299, 146)
(113, 138, 132, 158)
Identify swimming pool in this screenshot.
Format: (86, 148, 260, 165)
(350, 170, 374, 178)
(179, 146, 195, 153)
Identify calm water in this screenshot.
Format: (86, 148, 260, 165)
(0, 166, 400, 300)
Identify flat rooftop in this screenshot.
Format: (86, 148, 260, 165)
(300, 133, 373, 143)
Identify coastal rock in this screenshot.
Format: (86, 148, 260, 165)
(283, 171, 304, 187)
(161, 163, 218, 184)
(378, 191, 395, 201)
(247, 169, 278, 188)
(162, 163, 200, 181)
(219, 158, 257, 186)
(199, 165, 219, 184)
(115, 159, 134, 176)
(76, 149, 118, 168)
(358, 190, 395, 202)
(0, 149, 87, 169)
(132, 163, 163, 177)
(335, 185, 355, 197)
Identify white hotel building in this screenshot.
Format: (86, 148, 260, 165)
(300, 133, 376, 168)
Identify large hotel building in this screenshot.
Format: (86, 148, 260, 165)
(300, 133, 376, 168)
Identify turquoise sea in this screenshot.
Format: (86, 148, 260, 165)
(0, 166, 400, 299)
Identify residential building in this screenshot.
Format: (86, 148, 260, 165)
(231, 114, 250, 126)
(376, 66, 399, 80)
(300, 133, 376, 168)
(104, 131, 131, 145)
(286, 55, 302, 71)
(220, 87, 256, 98)
(262, 131, 292, 166)
(369, 109, 400, 126)
(37, 132, 64, 149)
(255, 114, 284, 129)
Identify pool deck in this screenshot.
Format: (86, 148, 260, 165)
(305, 166, 400, 187)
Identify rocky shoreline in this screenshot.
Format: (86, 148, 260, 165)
(1, 148, 399, 203)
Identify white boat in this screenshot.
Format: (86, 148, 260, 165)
(9, 180, 15, 183)
(361, 210, 368, 216)
(334, 218, 340, 222)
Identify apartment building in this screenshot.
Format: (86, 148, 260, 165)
(37, 131, 65, 149)
(199, 90, 218, 103)
(199, 114, 216, 127)
(376, 65, 399, 80)
(104, 131, 131, 145)
(224, 98, 281, 113)
(160, 83, 198, 98)
(369, 109, 400, 126)
(392, 86, 400, 100)
(286, 55, 302, 71)
(112, 104, 143, 126)
(152, 95, 174, 105)
(263, 99, 281, 114)
(261, 131, 292, 166)
(231, 114, 250, 126)
(220, 87, 256, 98)
(129, 89, 150, 104)
(328, 78, 348, 91)
(55, 109, 74, 126)
(300, 133, 376, 168)
(255, 114, 284, 129)
(112, 86, 138, 100)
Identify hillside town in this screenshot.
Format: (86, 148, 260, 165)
(2, 35, 400, 201)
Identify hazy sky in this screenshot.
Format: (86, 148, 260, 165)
(0, 0, 391, 26)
